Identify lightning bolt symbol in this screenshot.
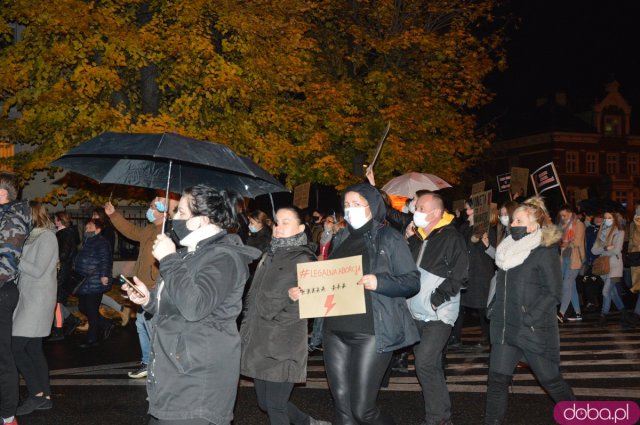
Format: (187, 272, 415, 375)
(324, 294, 336, 317)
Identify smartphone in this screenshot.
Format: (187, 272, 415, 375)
(119, 275, 145, 297)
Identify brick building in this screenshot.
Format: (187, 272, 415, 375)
(492, 81, 640, 215)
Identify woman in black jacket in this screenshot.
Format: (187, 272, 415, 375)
(246, 209, 273, 253)
(123, 185, 261, 425)
(485, 198, 575, 425)
(323, 183, 420, 425)
(241, 207, 329, 425)
(73, 219, 113, 348)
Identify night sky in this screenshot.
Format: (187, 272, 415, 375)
(487, 0, 640, 134)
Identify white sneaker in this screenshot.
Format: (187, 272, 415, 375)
(128, 364, 148, 379)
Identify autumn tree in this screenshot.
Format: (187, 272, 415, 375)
(0, 0, 504, 202)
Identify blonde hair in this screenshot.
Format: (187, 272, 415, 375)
(514, 196, 552, 227)
(30, 201, 53, 228)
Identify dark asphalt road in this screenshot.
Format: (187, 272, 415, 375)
(15, 310, 640, 425)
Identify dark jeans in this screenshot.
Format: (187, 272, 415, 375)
(413, 320, 453, 425)
(78, 293, 110, 343)
(0, 282, 19, 419)
(148, 418, 212, 425)
(12, 336, 50, 397)
(485, 343, 575, 424)
(254, 379, 310, 425)
(323, 330, 394, 425)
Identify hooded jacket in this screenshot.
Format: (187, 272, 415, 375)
(0, 200, 31, 289)
(143, 231, 261, 424)
(329, 183, 420, 353)
(407, 212, 469, 325)
(489, 225, 562, 361)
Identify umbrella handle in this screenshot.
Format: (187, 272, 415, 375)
(162, 160, 173, 235)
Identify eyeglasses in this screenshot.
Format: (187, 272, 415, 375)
(343, 202, 369, 209)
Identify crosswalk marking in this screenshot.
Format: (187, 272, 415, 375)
(46, 320, 640, 401)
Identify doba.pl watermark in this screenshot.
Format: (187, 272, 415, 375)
(554, 401, 640, 425)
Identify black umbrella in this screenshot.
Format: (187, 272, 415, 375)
(51, 132, 289, 230)
(51, 132, 287, 197)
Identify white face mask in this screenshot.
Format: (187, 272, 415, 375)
(408, 201, 416, 214)
(344, 207, 370, 229)
(604, 218, 613, 227)
(499, 215, 510, 226)
(413, 211, 434, 228)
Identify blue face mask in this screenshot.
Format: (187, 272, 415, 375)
(146, 208, 156, 223)
(249, 225, 258, 233)
(155, 201, 167, 213)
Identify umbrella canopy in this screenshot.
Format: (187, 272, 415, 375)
(381, 172, 451, 198)
(50, 132, 288, 198)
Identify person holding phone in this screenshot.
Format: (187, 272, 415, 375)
(123, 185, 261, 425)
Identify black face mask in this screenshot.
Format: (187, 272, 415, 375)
(510, 226, 528, 241)
(171, 219, 190, 241)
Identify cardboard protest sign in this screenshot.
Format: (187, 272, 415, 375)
(496, 173, 511, 192)
(297, 255, 366, 319)
(471, 181, 486, 194)
(470, 190, 492, 234)
(293, 182, 311, 209)
(531, 162, 560, 194)
(574, 187, 589, 204)
(510, 167, 529, 197)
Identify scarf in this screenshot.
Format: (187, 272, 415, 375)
(598, 224, 614, 245)
(24, 227, 49, 245)
(269, 231, 308, 253)
(495, 228, 542, 271)
(180, 223, 222, 252)
(562, 217, 575, 244)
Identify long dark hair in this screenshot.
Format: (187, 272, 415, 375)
(183, 185, 240, 229)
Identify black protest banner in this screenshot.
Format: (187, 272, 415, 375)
(496, 173, 511, 192)
(531, 162, 560, 194)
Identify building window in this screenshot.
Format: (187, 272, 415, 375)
(604, 115, 622, 137)
(585, 152, 598, 174)
(627, 153, 639, 176)
(606, 153, 619, 175)
(565, 151, 579, 173)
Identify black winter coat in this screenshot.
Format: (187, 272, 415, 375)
(408, 221, 469, 308)
(240, 243, 315, 383)
(56, 227, 78, 289)
(144, 232, 261, 423)
(330, 222, 420, 353)
(489, 228, 562, 361)
(459, 222, 496, 309)
(73, 234, 112, 295)
(246, 226, 272, 254)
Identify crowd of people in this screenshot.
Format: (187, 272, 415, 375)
(1, 169, 640, 425)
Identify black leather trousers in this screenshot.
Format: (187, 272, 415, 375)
(323, 330, 394, 425)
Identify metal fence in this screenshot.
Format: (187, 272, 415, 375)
(65, 206, 148, 261)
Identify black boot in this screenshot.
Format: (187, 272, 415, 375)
(47, 328, 64, 342)
(63, 314, 82, 335)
